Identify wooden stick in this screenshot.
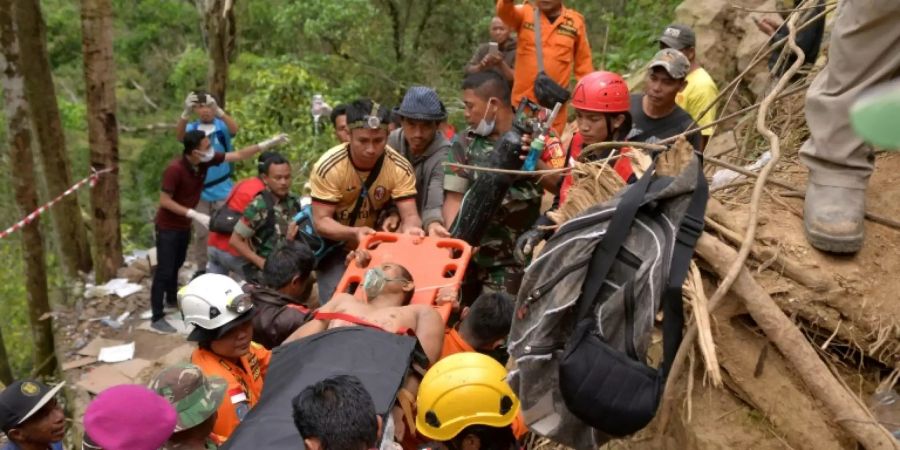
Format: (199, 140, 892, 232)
(694, 233, 898, 449)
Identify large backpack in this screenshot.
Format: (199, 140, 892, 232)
(507, 153, 707, 449)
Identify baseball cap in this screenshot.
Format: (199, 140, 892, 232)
(649, 48, 691, 80)
(84, 384, 177, 450)
(150, 363, 227, 432)
(397, 86, 447, 122)
(0, 379, 65, 432)
(659, 24, 696, 50)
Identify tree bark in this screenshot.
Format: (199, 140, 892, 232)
(0, 0, 59, 377)
(198, 0, 235, 107)
(81, 0, 122, 283)
(13, 0, 92, 277)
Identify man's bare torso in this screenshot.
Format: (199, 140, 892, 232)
(323, 293, 425, 333)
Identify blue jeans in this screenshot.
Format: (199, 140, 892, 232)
(206, 246, 248, 281)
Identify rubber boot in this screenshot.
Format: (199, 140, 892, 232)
(803, 183, 865, 253)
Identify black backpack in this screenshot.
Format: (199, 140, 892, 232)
(507, 154, 707, 449)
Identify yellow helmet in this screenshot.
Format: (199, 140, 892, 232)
(415, 352, 520, 442)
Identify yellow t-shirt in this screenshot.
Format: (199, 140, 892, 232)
(310, 143, 417, 228)
(676, 67, 719, 137)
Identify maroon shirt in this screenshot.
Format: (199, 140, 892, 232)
(155, 152, 227, 231)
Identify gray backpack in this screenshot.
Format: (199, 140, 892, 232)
(507, 154, 707, 449)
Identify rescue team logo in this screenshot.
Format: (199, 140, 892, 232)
(373, 186, 387, 202)
(21, 382, 40, 396)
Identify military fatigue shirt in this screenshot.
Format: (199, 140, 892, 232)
(444, 133, 542, 268)
(233, 190, 301, 258)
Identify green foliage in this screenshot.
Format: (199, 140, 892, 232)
(600, 0, 680, 75)
(167, 46, 210, 99)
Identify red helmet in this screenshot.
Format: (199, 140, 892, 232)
(571, 71, 630, 113)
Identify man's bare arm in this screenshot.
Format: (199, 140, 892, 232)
(413, 306, 445, 365)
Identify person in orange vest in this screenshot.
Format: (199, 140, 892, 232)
(179, 273, 271, 440)
(496, 0, 594, 133)
(440, 292, 514, 360)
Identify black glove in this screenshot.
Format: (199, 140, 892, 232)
(515, 217, 553, 264)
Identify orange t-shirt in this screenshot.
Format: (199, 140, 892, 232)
(438, 330, 529, 439)
(440, 328, 475, 360)
(191, 343, 271, 439)
(497, 0, 594, 133)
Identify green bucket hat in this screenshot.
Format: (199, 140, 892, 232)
(850, 79, 900, 150)
(149, 363, 227, 432)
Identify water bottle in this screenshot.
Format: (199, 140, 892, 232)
(522, 133, 546, 171)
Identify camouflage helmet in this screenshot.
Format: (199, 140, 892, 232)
(149, 363, 227, 432)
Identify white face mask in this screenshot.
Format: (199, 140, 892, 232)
(198, 147, 215, 163)
(472, 98, 497, 137)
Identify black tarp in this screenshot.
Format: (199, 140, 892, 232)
(222, 327, 418, 449)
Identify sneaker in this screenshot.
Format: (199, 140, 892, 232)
(139, 305, 179, 320)
(150, 319, 177, 334)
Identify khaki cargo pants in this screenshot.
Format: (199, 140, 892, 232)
(800, 1, 900, 189)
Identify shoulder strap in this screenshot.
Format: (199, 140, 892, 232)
(575, 160, 657, 321)
(348, 154, 385, 226)
(660, 157, 708, 377)
(259, 190, 277, 234)
(312, 311, 413, 336)
(533, 4, 545, 72)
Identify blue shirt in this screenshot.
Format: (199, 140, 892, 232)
(1, 441, 63, 450)
(187, 117, 235, 202)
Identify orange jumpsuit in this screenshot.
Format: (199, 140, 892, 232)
(192, 343, 271, 439)
(497, 0, 594, 133)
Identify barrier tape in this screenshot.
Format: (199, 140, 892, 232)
(0, 167, 115, 240)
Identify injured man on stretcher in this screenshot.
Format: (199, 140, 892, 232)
(284, 249, 447, 363)
(283, 250, 448, 442)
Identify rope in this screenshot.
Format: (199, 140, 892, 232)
(0, 168, 115, 240)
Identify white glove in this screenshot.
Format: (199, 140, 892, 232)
(258, 133, 290, 151)
(205, 96, 226, 117)
(181, 92, 198, 119)
(186, 209, 210, 229)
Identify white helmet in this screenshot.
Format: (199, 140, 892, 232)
(178, 274, 254, 341)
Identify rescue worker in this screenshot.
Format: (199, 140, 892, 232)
(387, 86, 453, 237)
(443, 71, 543, 301)
(309, 98, 424, 303)
(440, 292, 514, 360)
(658, 24, 719, 150)
(229, 153, 302, 283)
(799, 3, 900, 253)
(180, 274, 271, 439)
(330, 104, 351, 144)
(0, 380, 67, 450)
(515, 71, 635, 262)
(249, 241, 316, 349)
(416, 353, 525, 450)
(175, 90, 240, 272)
(496, 0, 593, 133)
(150, 364, 228, 450)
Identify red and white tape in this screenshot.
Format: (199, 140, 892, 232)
(0, 167, 115, 240)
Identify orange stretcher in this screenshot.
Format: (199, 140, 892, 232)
(335, 232, 472, 322)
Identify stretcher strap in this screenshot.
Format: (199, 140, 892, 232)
(312, 311, 413, 336)
(396, 388, 418, 440)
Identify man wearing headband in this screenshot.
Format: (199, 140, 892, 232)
(309, 98, 424, 304)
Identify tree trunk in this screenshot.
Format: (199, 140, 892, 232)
(0, 0, 59, 378)
(81, 0, 122, 283)
(199, 0, 235, 107)
(13, 0, 92, 278)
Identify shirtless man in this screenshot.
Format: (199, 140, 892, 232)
(284, 254, 445, 364)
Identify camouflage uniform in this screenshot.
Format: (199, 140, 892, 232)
(233, 189, 301, 282)
(444, 133, 542, 296)
(150, 363, 227, 449)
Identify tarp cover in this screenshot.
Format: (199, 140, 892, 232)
(222, 326, 418, 449)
